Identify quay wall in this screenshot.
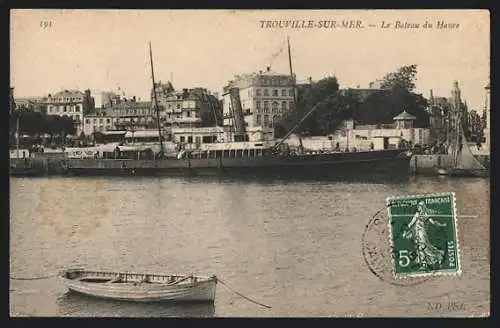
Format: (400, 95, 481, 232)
(410, 154, 490, 175)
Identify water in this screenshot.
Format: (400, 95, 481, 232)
(9, 175, 490, 317)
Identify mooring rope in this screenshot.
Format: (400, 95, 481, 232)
(10, 273, 58, 281)
(216, 277, 272, 309)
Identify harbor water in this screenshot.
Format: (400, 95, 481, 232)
(9, 175, 490, 317)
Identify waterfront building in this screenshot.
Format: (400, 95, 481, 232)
(152, 81, 221, 127)
(100, 91, 121, 109)
(14, 96, 48, 114)
(83, 108, 115, 136)
(46, 90, 89, 135)
(222, 67, 295, 129)
(286, 109, 430, 151)
(108, 98, 156, 131)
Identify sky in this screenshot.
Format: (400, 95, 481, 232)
(10, 9, 490, 111)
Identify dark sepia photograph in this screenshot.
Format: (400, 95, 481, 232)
(9, 9, 490, 317)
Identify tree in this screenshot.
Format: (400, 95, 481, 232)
(380, 64, 418, 92)
(275, 76, 359, 137)
(467, 110, 484, 143)
(355, 65, 429, 128)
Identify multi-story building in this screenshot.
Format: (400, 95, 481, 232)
(82, 107, 116, 136)
(222, 67, 295, 129)
(109, 98, 156, 131)
(14, 97, 48, 113)
(100, 91, 121, 109)
(151, 82, 221, 127)
(46, 90, 87, 135)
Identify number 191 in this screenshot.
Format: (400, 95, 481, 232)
(40, 20, 52, 28)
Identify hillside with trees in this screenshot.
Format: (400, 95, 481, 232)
(276, 65, 430, 137)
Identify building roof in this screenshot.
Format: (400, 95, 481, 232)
(393, 110, 416, 120)
(125, 130, 161, 138)
(259, 67, 287, 76)
(111, 101, 152, 109)
(51, 90, 85, 97)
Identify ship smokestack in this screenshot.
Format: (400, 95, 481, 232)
(229, 87, 246, 137)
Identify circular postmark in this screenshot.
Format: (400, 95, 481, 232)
(362, 207, 430, 286)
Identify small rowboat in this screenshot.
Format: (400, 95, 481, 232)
(60, 268, 217, 303)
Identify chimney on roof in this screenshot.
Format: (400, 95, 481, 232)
(308, 77, 313, 84)
(266, 67, 270, 72)
(259, 70, 262, 74)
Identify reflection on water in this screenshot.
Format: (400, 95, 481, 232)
(10, 175, 489, 317)
(57, 291, 215, 317)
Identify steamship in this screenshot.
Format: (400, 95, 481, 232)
(64, 40, 412, 179)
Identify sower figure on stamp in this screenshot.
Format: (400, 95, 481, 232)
(402, 201, 447, 269)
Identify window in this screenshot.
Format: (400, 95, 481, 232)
(272, 101, 279, 112)
(281, 89, 287, 96)
(289, 101, 294, 109)
(188, 136, 193, 143)
(263, 101, 269, 111)
(107, 118, 111, 123)
(289, 89, 294, 97)
(256, 101, 261, 110)
(282, 101, 287, 111)
(85, 119, 90, 124)
(195, 136, 201, 144)
(223, 150, 230, 157)
(63, 106, 67, 112)
(236, 150, 243, 157)
(249, 149, 255, 157)
(256, 89, 262, 96)
(187, 111, 191, 117)
(263, 89, 269, 96)
(263, 115, 269, 125)
(272, 89, 278, 97)
(99, 118, 103, 124)
(180, 136, 185, 143)
(93, 118, 97, 123)
(176, 104, 181, 109)
(256, 115, 261, 125)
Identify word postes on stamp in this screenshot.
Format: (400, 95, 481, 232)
(387, 192, 461, 278)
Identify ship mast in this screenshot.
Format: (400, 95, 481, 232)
(285, 36, 304, 152)
(287, 36, 297, 107)
(149, 42, 164, 156)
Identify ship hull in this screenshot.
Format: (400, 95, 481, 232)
(65, 149, 411, 180)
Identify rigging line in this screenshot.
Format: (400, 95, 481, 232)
(216, 277, 272, 309)
(10, 273, 59, 281)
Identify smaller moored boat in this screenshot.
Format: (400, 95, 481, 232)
(60, 268, 217, 303)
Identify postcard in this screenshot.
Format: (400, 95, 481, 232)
(9, 9, 490, 317)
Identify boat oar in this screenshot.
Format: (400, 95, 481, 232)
(216, 277, 272, 309)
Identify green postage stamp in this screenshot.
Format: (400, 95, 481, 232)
(387, 192, 461, 278)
